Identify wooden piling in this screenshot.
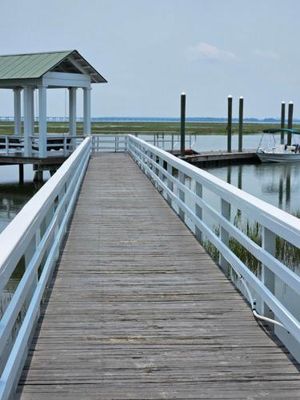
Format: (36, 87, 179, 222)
(238, 165, 242, 189)
(280, 102, 285, 144)
(180, 93, 186, 156)
(227, 95, 232, 153)
(287, 101, 293, 145)
(18, 164, 24, 184)
(238, 96, 244, 152)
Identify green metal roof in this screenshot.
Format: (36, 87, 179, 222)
(0, 50, 107, 83)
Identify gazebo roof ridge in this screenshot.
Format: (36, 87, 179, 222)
(0, 50, 107, 83)
(0, 49, 74, 57)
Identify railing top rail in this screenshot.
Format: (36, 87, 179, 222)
(0, 137, 91, 273)
(128, 135, 300, 247)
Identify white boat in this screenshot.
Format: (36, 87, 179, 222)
(256, 128, 300, 163)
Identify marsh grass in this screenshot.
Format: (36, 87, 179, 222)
(202, 209, 300, 278)
(1, 121, 300, 136)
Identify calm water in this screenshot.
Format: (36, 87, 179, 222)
(206, 163, 300, 215)
(0, 165, 47, 319)
(0, 165, 46, 233)
(0, 133, 298, 232)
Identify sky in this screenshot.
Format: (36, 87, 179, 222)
(0, 0, 299, 118)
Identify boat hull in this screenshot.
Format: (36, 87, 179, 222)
(257, 152, 300, 163)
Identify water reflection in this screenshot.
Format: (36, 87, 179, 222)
(215, 162, 300, 215)
(0, 181, 43, 233)
(0, 166, 45, 322)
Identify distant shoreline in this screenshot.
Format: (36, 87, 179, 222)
(0, 116, 299, 123)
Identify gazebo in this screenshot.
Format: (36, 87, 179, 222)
(0, 50, 107, 157)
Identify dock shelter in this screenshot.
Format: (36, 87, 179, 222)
(0, 50, 107, 157)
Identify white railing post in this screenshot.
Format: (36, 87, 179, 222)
(166, 163, 173, 206)
(158, 157, 164, 194)
(220, 198, 231, 273)
(195, 181, 203, 242)
(262, 227, 276, 319)
(178, 171, 185, 221)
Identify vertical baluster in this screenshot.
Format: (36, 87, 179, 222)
(24, 233, 38, 310)
(157, 156, 164, 193)
(220, 198, 231, 273)
(34, 228, 41, 287)
(63, 137, 67, 155)
(262, 227, 275, 322)
(178, 171, 185, 221)
(167, 163, 173, 207)
(195, 181, 203, 242)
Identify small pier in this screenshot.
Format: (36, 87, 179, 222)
(1, 135, 300, 400)
(179, 150, 259, 167)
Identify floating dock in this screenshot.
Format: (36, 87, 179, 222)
(177, 150, 259, 167)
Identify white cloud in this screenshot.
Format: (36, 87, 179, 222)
(253, 49, 280, 60)
(187, 42, 237, 62)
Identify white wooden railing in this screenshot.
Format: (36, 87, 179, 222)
(0, 135, 84, 156)
(92, 135, 127, 153)
(0, 133, 191, 156)
(91, 134, 192, 153)
(0, 137, 91, 399)
(1, 133, 300, 397)
(127, 134, 300, 362)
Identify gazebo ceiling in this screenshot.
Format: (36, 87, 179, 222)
(0, 50, 107, 84)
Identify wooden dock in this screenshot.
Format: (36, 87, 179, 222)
(0, 155, 68, 166)
(180, 150, 259, 167)
(17, 153, 300, 399)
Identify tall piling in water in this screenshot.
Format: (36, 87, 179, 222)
(18, 164, 24, 184)
(180, 92, 186, 156)
(280, 102, 285, 144)
(238, 96, 244, 152)
(227, 95, 232, 153)
(287, 101, 293, 146)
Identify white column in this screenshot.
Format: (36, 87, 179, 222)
(13, 88, 22, 136)
(30, 88, 35, 135)
(23, 86, 33, 156)
(38, 86, 47, 158)
(69, 87, 77, 136)
(83, 87, 91, 135)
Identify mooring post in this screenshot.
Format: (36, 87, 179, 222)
(227, 95, 232, 153)
(19, 164, 24, 184)
(280, 101, 285, 145)
(180, 92, 186, 156)
(238, 165, 242, 189)
(287, 101, 293, 146)
(238, 96, 243, 152)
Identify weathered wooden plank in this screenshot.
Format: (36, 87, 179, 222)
(17, 153, 300, 399)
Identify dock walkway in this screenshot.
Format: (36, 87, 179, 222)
(17, 153, 300, 399)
